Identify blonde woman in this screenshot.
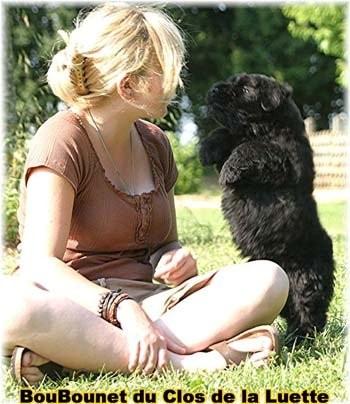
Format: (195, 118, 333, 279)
(3, 3, 289, 385)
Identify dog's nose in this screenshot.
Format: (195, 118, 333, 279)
(208, 83, 227, 101)
(209, 86, 220, 97)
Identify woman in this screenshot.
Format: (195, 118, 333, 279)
(2, 3, 289, 385)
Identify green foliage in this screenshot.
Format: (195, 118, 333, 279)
(283, 5, 346, 86)
(168, 6, 344, 130)
(4, 133, 31, 246)
(5, 6, 78, 246)
(4, 177, 20, 246)
(6, 6, 78, 141)
(168, 134, 203, 195)
(177, 208, 221, 246)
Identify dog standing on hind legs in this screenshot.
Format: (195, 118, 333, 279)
(199, 73, 335, 346)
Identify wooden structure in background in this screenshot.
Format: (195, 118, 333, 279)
(305, 114, 347, 189)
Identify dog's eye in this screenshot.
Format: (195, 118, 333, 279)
(242, 87, 250, 94)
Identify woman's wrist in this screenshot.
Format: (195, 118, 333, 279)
(115, 298, 139, 326)
(97, 289, 134, 327)
(116, 299, 152, 330)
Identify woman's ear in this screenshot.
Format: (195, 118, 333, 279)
(117, 75, 136, 101)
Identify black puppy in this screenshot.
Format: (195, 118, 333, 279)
(199, 73, 334, 344)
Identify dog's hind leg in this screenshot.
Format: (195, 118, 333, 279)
(280, 261, 334, 347)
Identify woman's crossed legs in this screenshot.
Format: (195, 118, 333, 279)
(2, 260, 289, 383)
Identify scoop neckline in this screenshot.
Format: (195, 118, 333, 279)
(65, 110, 160, 199)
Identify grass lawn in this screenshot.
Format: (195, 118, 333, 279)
(2, 201, 347, 402)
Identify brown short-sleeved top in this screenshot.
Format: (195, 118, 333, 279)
(17, 110, 178, 282)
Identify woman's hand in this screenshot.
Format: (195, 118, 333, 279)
(117, 299, 187, 374)
(153, 247, 198, 286)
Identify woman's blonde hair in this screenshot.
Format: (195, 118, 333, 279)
(47, 3, 186, 109)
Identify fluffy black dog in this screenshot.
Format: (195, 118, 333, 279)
(199, 73, 334, 344)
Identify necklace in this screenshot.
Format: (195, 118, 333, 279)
(75, 109, 135, 195)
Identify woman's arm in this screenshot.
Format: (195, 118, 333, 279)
(152, 188, 197, 286)
(18, 166, 113, 313)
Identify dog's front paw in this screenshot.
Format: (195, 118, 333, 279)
(199, 127, 235, 168)
(219, 160, 241, 186)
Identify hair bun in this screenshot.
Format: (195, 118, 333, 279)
(56, 29, 90, 96)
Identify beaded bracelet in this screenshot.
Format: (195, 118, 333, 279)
(107, 292, 131, 326)
(98, 289, 133, 328)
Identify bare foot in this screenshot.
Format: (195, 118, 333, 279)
(20, 351, 50, 385)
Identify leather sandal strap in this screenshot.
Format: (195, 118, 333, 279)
(208, 325, 280, 367)
(209, 341, 248, 366)
(10, 346, 25, 383)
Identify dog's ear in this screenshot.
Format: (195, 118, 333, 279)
(282, 82, 293, 97)
(261, 81, 292, 112)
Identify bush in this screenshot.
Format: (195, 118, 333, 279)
(168, 133, 203, 195)
(4, 177, 20, 246)
(4, 134, 28, 246)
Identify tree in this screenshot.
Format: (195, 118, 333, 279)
(166, 5, 344, 131)
(282, 5, 345, 86)
(5, 6, 78, 245)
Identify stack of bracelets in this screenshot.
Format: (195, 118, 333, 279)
(98, 289, 133, 328)
(97, 242, 182, 327)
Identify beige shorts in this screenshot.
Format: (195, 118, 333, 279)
(93, 269, 218, 321)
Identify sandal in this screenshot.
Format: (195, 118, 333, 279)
(10, 346, 72, 386)
(208, 324, 280, 368)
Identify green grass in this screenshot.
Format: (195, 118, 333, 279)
(2, 202, 347, 402)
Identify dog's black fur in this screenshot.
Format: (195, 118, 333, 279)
(199, 73, 334, 344)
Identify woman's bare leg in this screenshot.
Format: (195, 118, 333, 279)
(2, 276, 130, 374)
(2, 260, 289, 382)
(153, 260, 289, 355)
(1, 273, 270, 384)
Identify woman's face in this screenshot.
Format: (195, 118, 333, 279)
(136, 70, 172, 119)
(118, 67, 177, 120)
